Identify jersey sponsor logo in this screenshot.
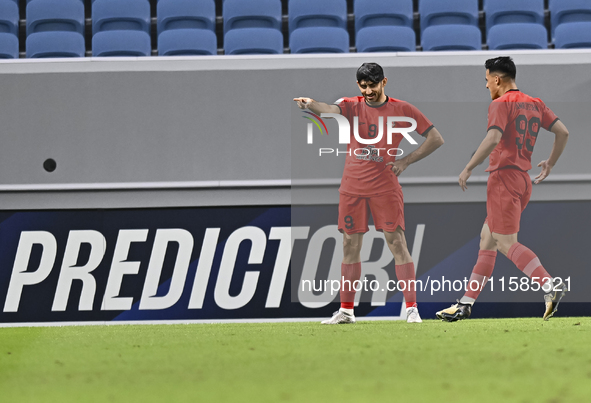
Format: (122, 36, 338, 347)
(355, 145, 384, 163)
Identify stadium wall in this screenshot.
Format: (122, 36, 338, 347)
(0, 51, 589, 325)
(0, 50, 590, 209)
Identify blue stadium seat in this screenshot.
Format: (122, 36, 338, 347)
(26, 31, 85, 57)
(290, 27, 349, 53)
(92, 0, 150, 35)
(289, 0, 347, 34)
(485, 0, 544, 32)
(92, 30, 151, 56)
(157, 0, 216, 36)
(223, 0, 281, 35)
(488, 23, 548, 50)
(27, 0, 83, 2)
(225, 28, 283, 55)
(356, 26, 415, 52)
(354, 0, 413, 32)
(26, 0, 84, 36)
(0, 32, 18, 58)
(550, 0, 591, 38)
(158, 28, 217, 56)
(419, 0, 479, 33)
(0, 0, 18, 36)
(422, 25, 481, 51)
(555, 22, 591, 49)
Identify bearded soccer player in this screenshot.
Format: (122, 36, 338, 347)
(437, 57, 570, 322)
(294, 63, 444, 324)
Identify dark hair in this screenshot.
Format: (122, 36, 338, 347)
(356, 62, 385, 83)
(485, 56, 516, 80)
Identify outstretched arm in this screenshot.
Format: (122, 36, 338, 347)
(293, 97, 341, 115)
(534, 120, 569, 184)
(386, 127, 444, 176)
(458, 128, 502, 191)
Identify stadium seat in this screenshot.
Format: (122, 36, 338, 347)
(27, 0, 83, 2)
(26, 0, 84, 36)
(0, 0, 18, 36)
(26, 31, 85, 57)
(419, 0, 479, 33)
(223, 0, 281, 35)
(290, 27, 349, 53)
(488, 23, 548, 50)
(157, 0, 216, 36)
(158, 28, 217, 56)
(92, 0, 150, 35)
(0, 32, 18, 58)
(92, 30, 151, 56)
(356, 26, 415, 52)
(485, 0, 544, 32)
(225, 28, 283, 55)
(422, 25, 482, 51)
(555, 22, 591, 49)
(550, 0, 591, 38)
(288, 0, 347, 34)
(354, 0, 413, 32)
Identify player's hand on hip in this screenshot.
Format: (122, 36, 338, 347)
(459, 168, 472, 191)
(386, 160, 408, 176)
(293, 97, 314, 109)
(534, 160, 552, 184)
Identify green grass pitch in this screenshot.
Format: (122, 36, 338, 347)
(1, 318, 590, 403)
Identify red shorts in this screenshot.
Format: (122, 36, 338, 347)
(485, 168, 532, 235)
(338, 191, 405, 234)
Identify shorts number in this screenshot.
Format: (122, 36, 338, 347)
(344, 215, 354, 229)
(515, 115, 540, 152)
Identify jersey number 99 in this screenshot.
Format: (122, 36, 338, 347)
(515, 115, 541, 152)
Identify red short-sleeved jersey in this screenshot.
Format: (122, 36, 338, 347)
(486, 89, 559, 172)
(335, 96, 434, 196)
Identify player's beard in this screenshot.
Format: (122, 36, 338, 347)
(365, 89, 382, 104)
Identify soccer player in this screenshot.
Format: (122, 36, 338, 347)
(294, 63, 444, 324)
(437, 57, 569, 322)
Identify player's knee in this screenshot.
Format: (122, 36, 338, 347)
(343, 236, 362, 254)
(496, 241, 513, 256)
(386, 235, 405, 254)
(479, 234, 496, 250)
(490, 236, 516, 256)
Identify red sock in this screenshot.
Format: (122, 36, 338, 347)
(340, 262, 361, 310)
(507, 243, 552, 287)
(395, 262, 417, 308)
(463, 250, 496, 302)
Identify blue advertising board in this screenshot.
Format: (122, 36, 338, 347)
(0, 201, 588, 326)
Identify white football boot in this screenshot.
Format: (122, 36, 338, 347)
(406, 306, 423, 323)
(321, 310, 356, 324)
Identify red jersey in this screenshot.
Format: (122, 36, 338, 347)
(486, 89, 559, 172)
(335, 96, 434, 196)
